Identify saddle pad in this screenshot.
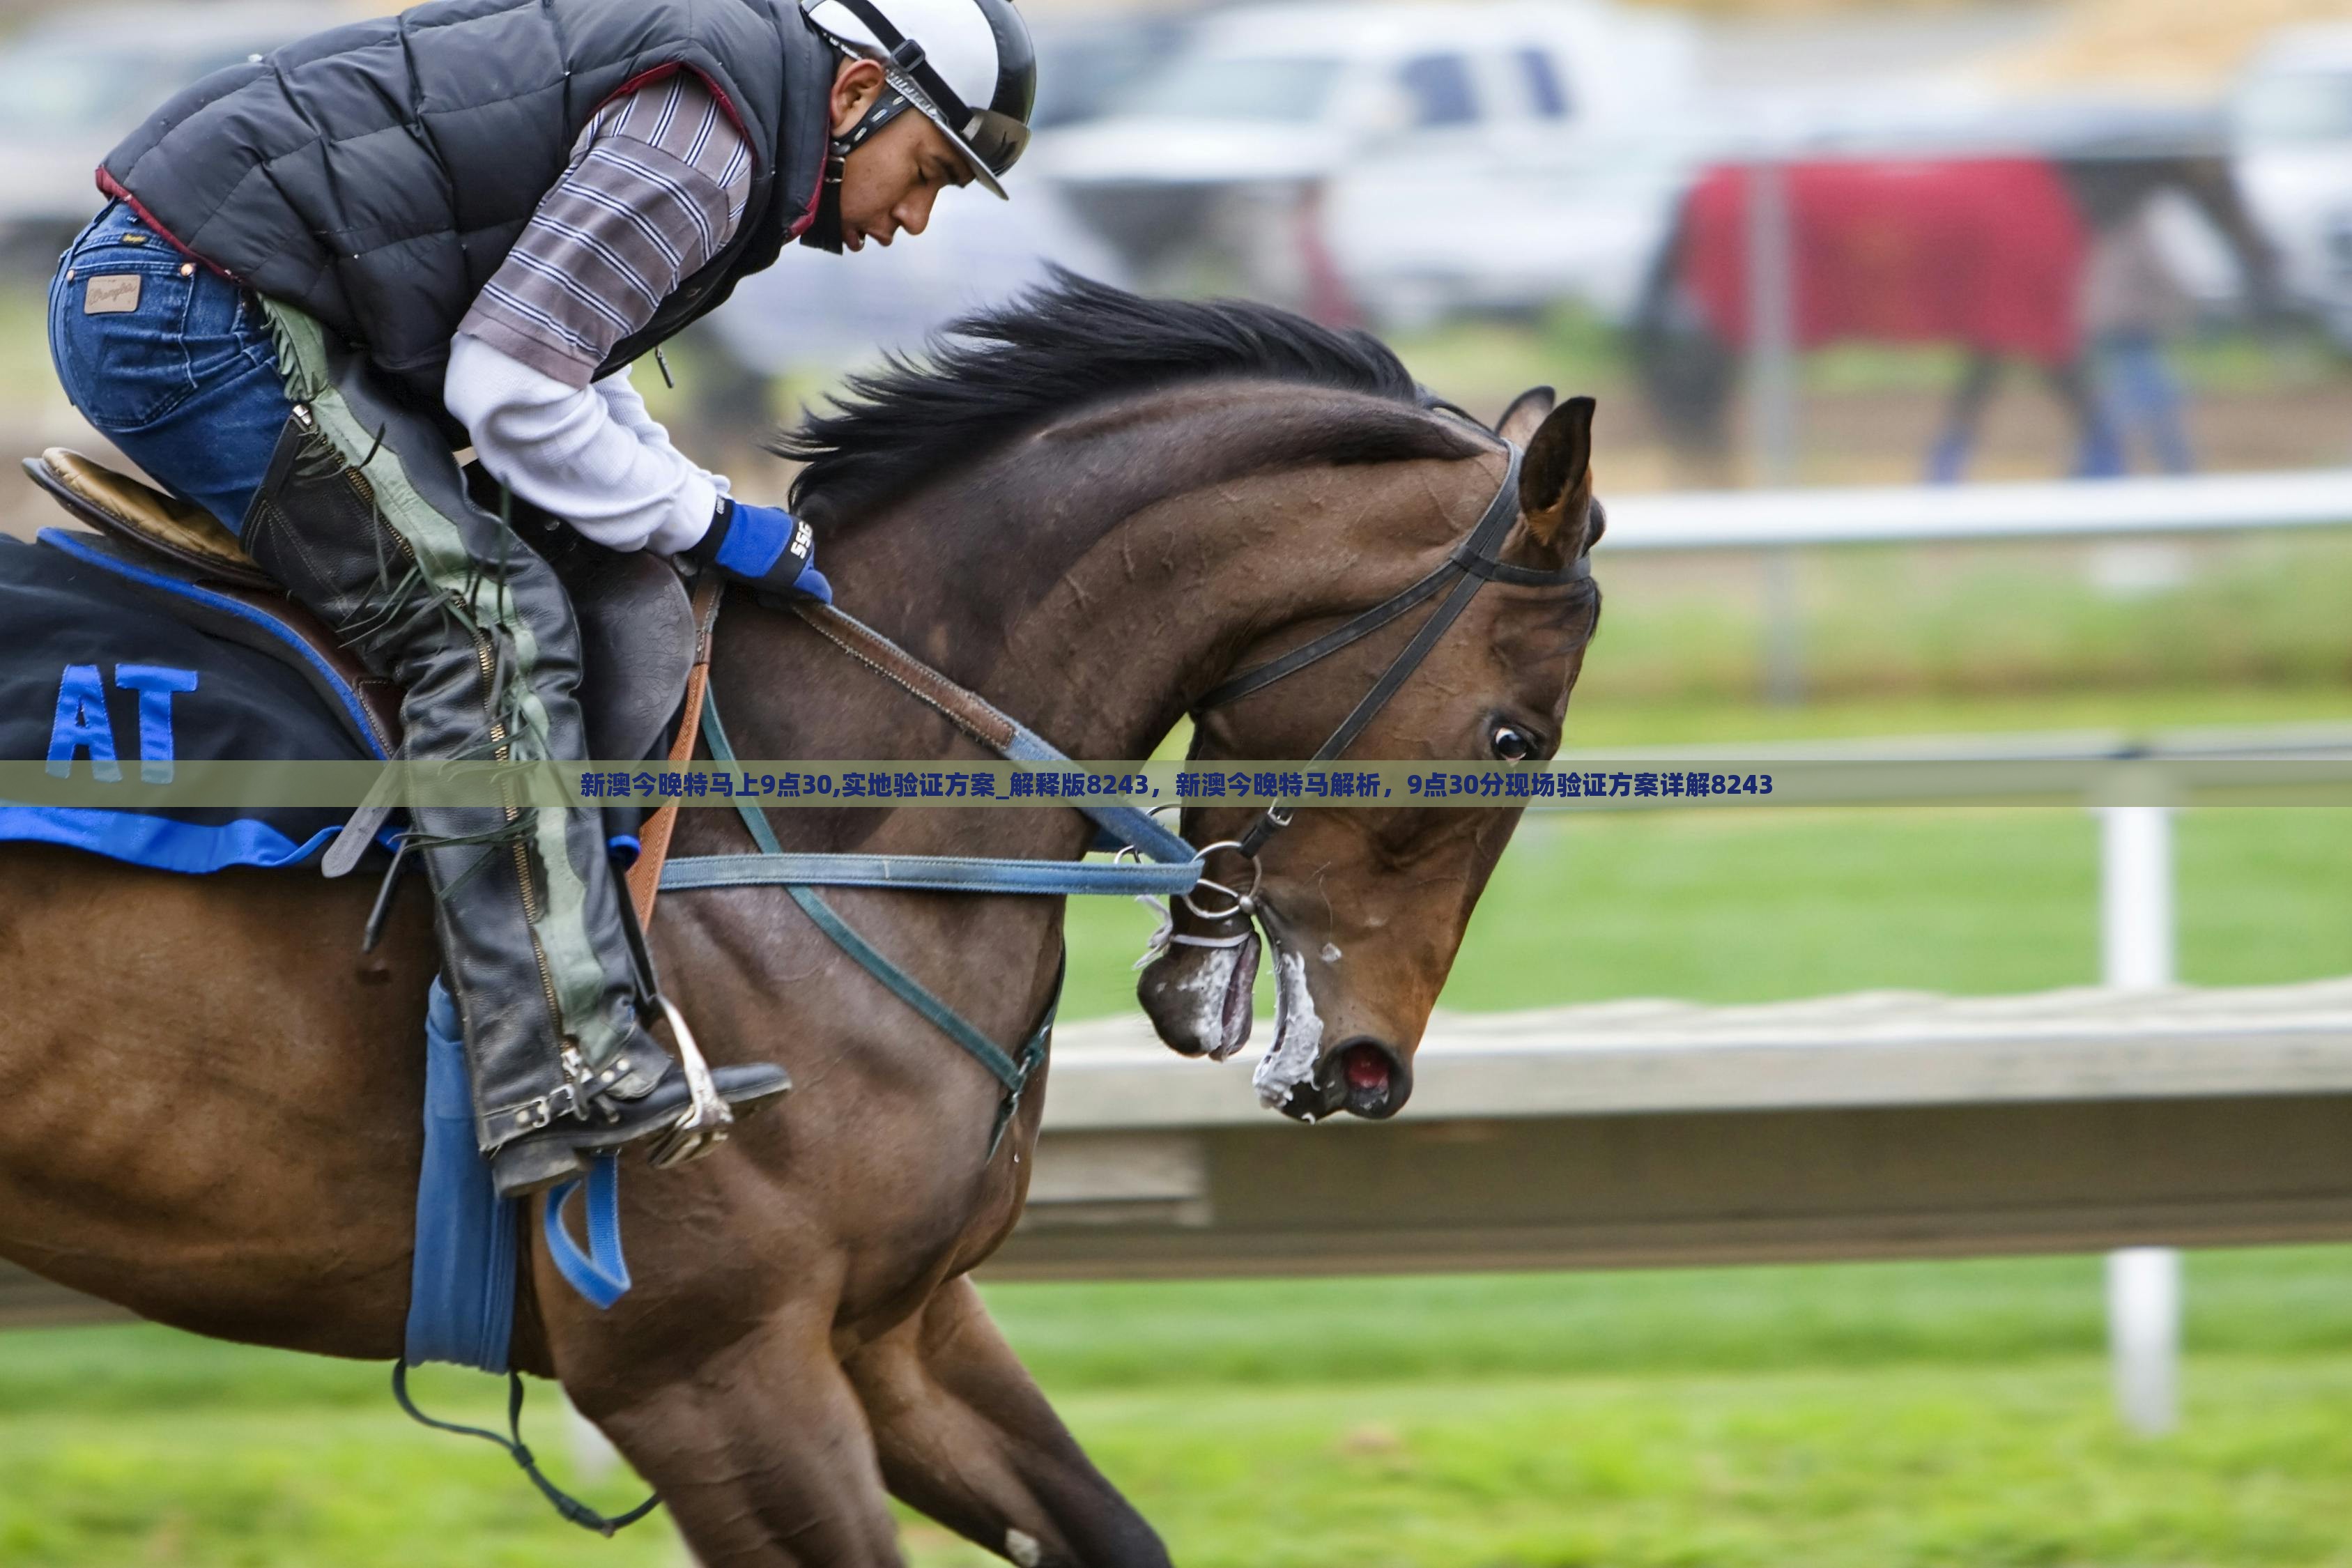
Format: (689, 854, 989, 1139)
(0, 534, 377, 873)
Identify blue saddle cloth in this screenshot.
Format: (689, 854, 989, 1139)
(0, 532, 565, 1369)
(0, 532, 381, 870)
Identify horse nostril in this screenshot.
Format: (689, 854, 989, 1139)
(1335, 1040, 1409, 1119)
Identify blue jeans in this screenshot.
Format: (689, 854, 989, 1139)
(47, 201, 293, 533)
(2096, 330, 2195, 476)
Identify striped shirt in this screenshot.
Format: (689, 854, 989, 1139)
(458, 73, 754, 388)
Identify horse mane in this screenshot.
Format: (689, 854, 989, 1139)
(778, 269, 1486, 528)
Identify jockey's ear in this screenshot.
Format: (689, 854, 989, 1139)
(1519, 395, 1595, 549)
(830, 58, 889, 137)
(1497, 385, 1555, 446)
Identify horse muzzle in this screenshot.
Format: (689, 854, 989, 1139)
(1275, 1036, 1413, 1122)
(1135, 924, 1261, 1060)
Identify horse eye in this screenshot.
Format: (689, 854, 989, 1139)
(1490, 723, 1534, 762)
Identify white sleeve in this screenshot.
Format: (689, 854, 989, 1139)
(592, 367, 733, 506)
(445, 335, 723, 557)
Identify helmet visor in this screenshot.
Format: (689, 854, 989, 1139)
(885, 68, 1024, 198)
(958, 106, 1030, 178)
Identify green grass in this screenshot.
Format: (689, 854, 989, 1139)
(977, 1250, 2352, 1391)
(913, 1355, 2352, 1568)
(13, 1249, 2352, 1566)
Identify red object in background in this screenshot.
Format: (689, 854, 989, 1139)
(1680, 157, 2089, 367)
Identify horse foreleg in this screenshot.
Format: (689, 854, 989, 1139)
(569, 1313, 908, 1567)
(847, 1276, 1171, 1568)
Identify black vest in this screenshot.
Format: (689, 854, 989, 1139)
(103, 0, 835, 406)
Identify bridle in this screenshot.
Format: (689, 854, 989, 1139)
(1169, 439, 1595, 920)
(643, 426, 1599, 1135)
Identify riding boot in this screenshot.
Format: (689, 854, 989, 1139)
(240, 303, 787, 1199)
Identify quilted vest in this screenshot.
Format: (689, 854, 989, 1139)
(102, 0, 836, 406)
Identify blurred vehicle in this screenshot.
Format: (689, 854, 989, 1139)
(700, 178, 1128, 383)
(0, 2, 329, 258)
(2233, 24, 2352, 344)
(1030, 14, 1194, 131)
(1029, 0, 1700, 312)
(1324, 118, 1707, 328)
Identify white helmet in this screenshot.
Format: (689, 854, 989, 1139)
(801, 0, 1036, 199)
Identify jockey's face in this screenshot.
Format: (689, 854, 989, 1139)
(829, 58, 974, 253)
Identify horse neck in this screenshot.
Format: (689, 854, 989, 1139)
(707, 386, 1497, 804)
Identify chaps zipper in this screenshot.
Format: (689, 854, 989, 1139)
(313, 406, 572, 1061)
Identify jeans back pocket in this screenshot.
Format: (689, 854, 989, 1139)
(49, 247, 201, 434)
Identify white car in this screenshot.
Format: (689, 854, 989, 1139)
(1323, 116, 1710, 329)
(1031, 0, 1700, 316)
(2234, 24, 2352, 341)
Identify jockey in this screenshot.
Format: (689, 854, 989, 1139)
(47, 0, 1036, 1198)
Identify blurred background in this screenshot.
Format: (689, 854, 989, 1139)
(3, 1, 2351, 1565)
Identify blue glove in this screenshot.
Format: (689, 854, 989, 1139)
(689, 499, 831, 604)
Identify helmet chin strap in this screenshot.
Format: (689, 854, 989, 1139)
(799, 144, 849, 254)
(799, 68, 915, 255)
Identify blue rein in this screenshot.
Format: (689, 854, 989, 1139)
(656, 633, 1207, 1151)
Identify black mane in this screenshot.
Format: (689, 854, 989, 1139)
(779, 270, 1475, 527)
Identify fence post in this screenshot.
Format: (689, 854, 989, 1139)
(2100, 802, 2178, 1435)
(1744, 155, 1803, 705)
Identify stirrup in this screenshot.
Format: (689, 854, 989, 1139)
(645, 994, 734, 1168)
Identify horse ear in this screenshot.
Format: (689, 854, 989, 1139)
(1519, 395, 1596, 548)
(1496, 385, 1555, 446)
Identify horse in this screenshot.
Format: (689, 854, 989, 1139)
(1630, 152, 2281, 484)
(0, 277, 1605, 1566)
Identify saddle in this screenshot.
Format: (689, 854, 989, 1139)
(26, 449, 698, 765)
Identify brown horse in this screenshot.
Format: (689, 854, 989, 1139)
(0, 281, 1603, 1566)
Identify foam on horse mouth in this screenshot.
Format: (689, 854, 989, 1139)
(1174, 936, 1255, 1061)
(1252, 938, 1324, 1110)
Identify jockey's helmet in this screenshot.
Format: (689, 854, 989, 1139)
(800, 0, 1036, 198)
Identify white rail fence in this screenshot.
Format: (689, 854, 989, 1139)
(1604, 468, 2352, 551)
(1539, 718, 2350, 1435)
(1604, 465, 2352, 1432)
(1602, 466, 2352, 707)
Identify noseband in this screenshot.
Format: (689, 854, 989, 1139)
(1189, 440, 1594, 863)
